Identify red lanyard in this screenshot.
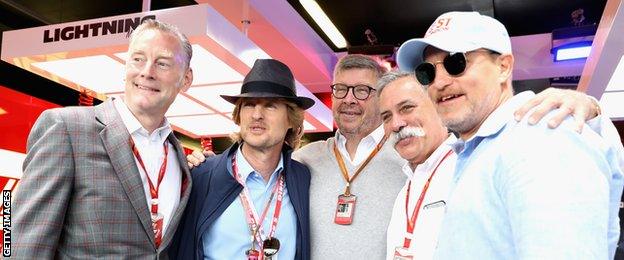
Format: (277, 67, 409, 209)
(232, 154, 285, 252)
(130, 137, 169, 214)
(403, 149, 453, 248)
(332, 135, 388, 195)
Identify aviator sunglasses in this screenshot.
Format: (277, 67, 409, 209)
(414, 50, 499, 86)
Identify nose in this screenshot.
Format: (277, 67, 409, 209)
(251, 105, 264, 120)
(139, 60, 157, 79)
(389, 114, 406, 133)
(429, 63, 452, 90)
(342, 88, 358, 104)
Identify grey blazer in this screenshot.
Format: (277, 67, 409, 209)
(11, 99, 192, 259)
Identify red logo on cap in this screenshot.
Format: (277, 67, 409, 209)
(426, 18, 452, 37)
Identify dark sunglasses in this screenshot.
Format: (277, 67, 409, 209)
(415, 50, 499, 86)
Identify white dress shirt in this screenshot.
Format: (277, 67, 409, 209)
(335, 124, 385, 166)
(386, 135, 457, 260)
(113, 98, 181, 235)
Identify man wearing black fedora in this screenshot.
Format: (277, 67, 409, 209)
(170, 59, 313, 260)
(184, 55, 609, 259)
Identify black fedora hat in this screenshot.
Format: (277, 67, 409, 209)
(221, 59, 315, 109)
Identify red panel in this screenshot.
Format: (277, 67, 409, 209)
(0, 85, 61, 153)
(183, 147, 194, 156)
(312, 92, 337, 129)
(313, 92, 333, 109)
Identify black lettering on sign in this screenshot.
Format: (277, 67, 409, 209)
(42, 15, 157, 43)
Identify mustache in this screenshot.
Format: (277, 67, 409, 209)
(392, 126, 426, 145)
(248, 120, 266, 127)
(337, 103, 362, 113)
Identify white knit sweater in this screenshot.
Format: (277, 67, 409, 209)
(293, 135, 406, 259)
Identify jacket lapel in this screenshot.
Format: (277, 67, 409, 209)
(283, 148, 304, 228)
(160, 133, 193, 249)
(197, 144, 241, 238)
(95, 99, 155, 247)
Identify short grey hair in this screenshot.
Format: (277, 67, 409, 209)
(376, 70, 420, 96)
(129, 19, 193, 70)
(333, 54, 386, 80)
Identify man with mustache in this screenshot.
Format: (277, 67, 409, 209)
(377, 71, 467, 259)
(189, 55, 604, 259)
(396, 11, 624, 259)
(292, 54, 606, 259)
(379, 70, 622, 259)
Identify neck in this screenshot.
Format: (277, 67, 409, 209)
(341, 123, 381, 160)
(134, 113, 165, 134)
(343, 133, 364, 160)
(123, 98, 165, 134)
(459, 89, 513, 141)
(241, 143, 283, 183)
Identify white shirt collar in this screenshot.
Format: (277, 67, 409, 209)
(401, 134, 457, 178)
(335, 124, 385, 165)
(336, 124, 385, 147)
(235, 144, 284, 183)
(113, 97, 172, 144)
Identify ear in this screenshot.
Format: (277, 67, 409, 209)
(180, 68, 193, 92)
(497, 54, 514, 83)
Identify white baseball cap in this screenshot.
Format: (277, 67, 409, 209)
(397, 11, 512, 72)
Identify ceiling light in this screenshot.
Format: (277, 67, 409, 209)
(599, 91, 624, 119)
(551, 24, 596, 62)
(31, 55, 125, 93)
(185, 83, 241, 113)
(0, 148, 25, 179)
(168, 114, 240, 137)
(552, 41, 592, 61)
(299, 0, 347, 49)
(165, 94, 215, 117)
(303, 120, 315, 131)
(1, 4, 332, 137)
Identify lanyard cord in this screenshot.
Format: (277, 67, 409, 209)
(232, 154, 285, 250)
(332, 134, 389, 195)
(130, 137, 169, 213)
(403, 149, 453, 248)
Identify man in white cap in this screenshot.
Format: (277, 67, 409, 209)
(187, 56, 611, 259)
(396, 11, 624, 259)
(378, 72, 616, 260)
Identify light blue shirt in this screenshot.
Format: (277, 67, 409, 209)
(202, 146, 297, 260)
(434, 91, 624, 260)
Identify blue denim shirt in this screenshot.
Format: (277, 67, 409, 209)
(434, 91, 624, 259)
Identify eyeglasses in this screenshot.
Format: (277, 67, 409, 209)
(414, 50, 499, 86)
(330, 84, 376, 100)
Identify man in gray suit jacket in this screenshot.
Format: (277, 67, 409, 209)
(11, 19, 193, 259)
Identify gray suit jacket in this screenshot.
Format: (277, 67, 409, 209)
(12, 99, 192, 259)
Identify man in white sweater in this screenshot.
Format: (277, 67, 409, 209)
(188, 55, 604, 259)
(292, 55, 406, 260)
(292, 55, 605, 259)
